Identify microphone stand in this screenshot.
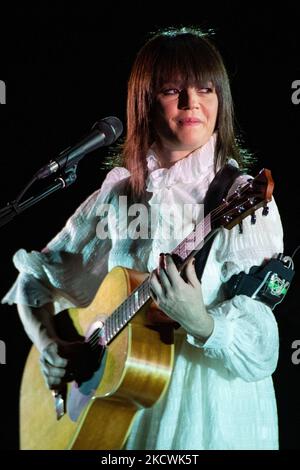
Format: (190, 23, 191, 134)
(0, 164, 78, 420)
(0, 165, 78, 228)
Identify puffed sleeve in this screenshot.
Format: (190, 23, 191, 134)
(1, 167, 130, 314)
(187, 175, 284, 382)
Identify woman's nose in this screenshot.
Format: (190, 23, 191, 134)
(178, 88, 200, 110)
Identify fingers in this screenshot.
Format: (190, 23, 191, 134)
(158, 253, 181, 285)
(151, 254, 201, 295)
(149, 271, 163, 302)
(184, 257, 200, 287)
(43, 342, 68, 368)
(40, 359, 66, 388)
(150, 253, 182, 303)
(40, 362, 66, 388)
(40, 356, 66, 377)
(40, 342, 68, 389)
(150, 253, 175, 295)
(162, 254, 180, 284)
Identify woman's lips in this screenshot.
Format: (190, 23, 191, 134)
(178, 118, 202, 126)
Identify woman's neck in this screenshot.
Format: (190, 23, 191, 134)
(152, 143, 199, 169)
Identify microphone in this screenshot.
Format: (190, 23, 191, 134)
(36, 116, 123, 180)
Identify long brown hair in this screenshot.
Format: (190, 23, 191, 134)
(122, 27, 243, 197)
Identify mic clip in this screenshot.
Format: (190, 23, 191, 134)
(54, 164, 78, 189)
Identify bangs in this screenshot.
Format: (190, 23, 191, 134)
(150, 34, 222, 93)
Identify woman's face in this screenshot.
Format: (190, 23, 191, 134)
(153, 81, 218, 153)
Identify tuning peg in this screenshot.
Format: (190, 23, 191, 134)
(251, 213, 257, 224)
(234, 187, 241, 197)
(262, 205, 269, 216)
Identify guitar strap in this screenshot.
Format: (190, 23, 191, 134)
(194, 162, 242, 282)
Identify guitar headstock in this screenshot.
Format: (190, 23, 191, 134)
(212, 168, 274, 230)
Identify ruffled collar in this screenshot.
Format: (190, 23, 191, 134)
(146, 133, 216, 191)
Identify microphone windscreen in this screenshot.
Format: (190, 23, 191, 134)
(93, 116, 123, 145)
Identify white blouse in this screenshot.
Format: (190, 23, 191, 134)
(2, 134, 284, 449)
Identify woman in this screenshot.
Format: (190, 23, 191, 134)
(2, 27, 283, 449)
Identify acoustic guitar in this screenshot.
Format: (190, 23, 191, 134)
(19, 169, 274, 449)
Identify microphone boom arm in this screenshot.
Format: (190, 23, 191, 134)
(0, 165, 78, 228)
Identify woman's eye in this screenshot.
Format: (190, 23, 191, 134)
(198, 87, 213, 93)
(162, 88, 180, 95)
(160, 86, 214, 96)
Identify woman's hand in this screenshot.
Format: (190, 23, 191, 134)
(149, 254, 214, 341)
(40, 339, 98, 389)
(40, 342, 66, 389)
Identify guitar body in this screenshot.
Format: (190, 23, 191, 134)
(20, 266, 174, 450)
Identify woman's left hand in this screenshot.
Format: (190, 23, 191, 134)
(149, 253, 214, 341)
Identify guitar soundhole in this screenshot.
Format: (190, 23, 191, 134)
(54, 310, 83, 342)
(71, 343, 105, 386)
(53, 311, 106, 385)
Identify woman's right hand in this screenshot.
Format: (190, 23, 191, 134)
(40, 341, 68, 389)
(40, 338, 103, 389)
(40, 340, 87, 389)
(17, 304, 102, 389)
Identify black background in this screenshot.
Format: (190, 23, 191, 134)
(0, 4, 299, 451)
